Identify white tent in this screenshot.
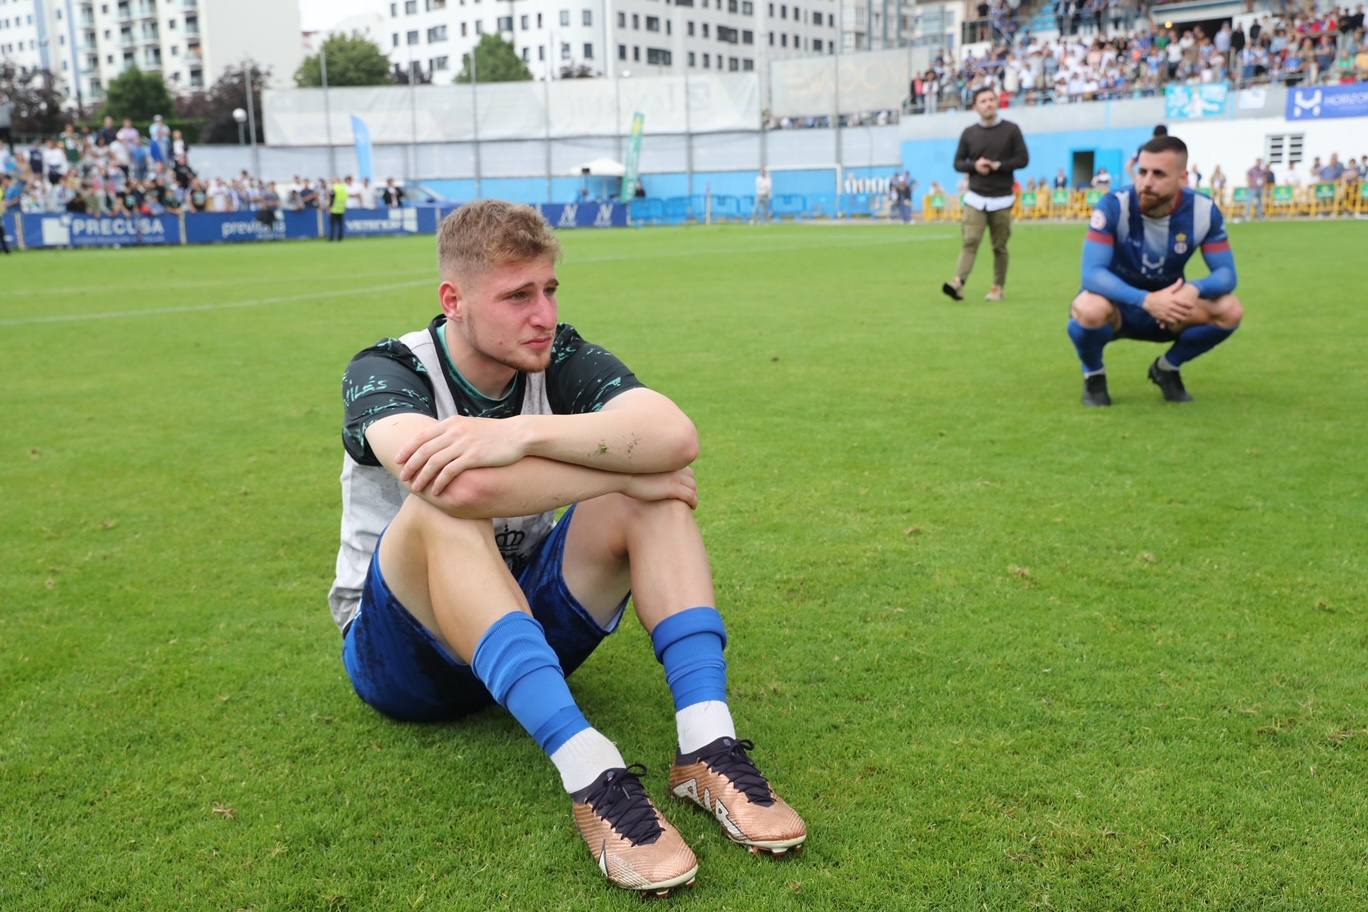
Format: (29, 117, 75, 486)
(570, 157, 627, 177)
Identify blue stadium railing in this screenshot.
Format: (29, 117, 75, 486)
(628, 193, 900, 224)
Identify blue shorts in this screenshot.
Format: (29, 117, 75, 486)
(341, 506, 626, 722)
(1114, 300, 1179, 343)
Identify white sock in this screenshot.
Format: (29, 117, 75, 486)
(550, 728, 626, 794)
(676, 701, 737, 754)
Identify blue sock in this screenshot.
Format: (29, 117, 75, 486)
(1067, 319, 1115, 375)
(472, 612, 588, 755)
(650, 607, 729, 711)
(1164, 324, 1237, 369)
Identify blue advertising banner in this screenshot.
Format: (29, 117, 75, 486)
(183, 209, 320, 243)
(22, 212, 181, 248)
(186, 211, 285, 244)
(1287, 82, 1368, 120)
(416, 204, 460, 234)
(343, 207, 422, 238)
(535, 202, 629, 228)
(1165, 83, 1229, 120)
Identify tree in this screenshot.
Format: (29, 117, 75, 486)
(454, 35, 533, 83)
(0, 64, 66, 136)
(103, 66, 174, 123)
(175, 64, 270, 145)
(295, 33, 393, 87)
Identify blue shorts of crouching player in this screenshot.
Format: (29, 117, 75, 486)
(342, 506, 626, 722)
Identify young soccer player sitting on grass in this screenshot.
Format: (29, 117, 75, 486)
(328, 201, 805, 895)
(1068, 135, 1243, 407)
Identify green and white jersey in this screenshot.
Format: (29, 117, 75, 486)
(328, 317, 644, 631)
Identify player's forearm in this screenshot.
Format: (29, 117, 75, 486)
(1083, 269, 1147, 308)
(514, 395, 699, 473)
(1191, 249, 1238, 299)
(429, 457, 632, 520)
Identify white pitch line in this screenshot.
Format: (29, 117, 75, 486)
(0, 231, 955, 327)
(0, 279, 434, 327)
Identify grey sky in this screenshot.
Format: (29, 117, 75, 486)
(299, 0, 382, 31)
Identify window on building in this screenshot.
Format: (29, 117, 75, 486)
(728, 56, 738, 70)
(559, 9, 569, 25)
(768, 32, 773, 45)
(496, 16, 511, 30)
(582, 9, 591, 25)
(688, 50, 695, 65)
(687, 20, 694, 35)
(780, 33, 786, 46)
(742, 58, 753, 70)
(460, 22, 467, 35)
(521, 47, 529, 60)
(780, 4, 786, 17)
(701, 22, 709, 36)
(538, 45, 545, 59)
(583, 41, 592, 57)
(646, 47, 671, 64)
(537, 12, 543, 26)
(728, 0, 736, 10)
(393, 32, 400, 46)
(618, 43, 626, 59)
(632, 13, 639, 28)
(405, 0, 417, 12)
(407, 29, 418, 44)
(718, 25, 737, 42)
(645, 15, 659, 30)
(391, 2, 398, 14)
(741, 1, 752, 12)
(702, 52, 710, 67)
(428, 24, 447, 40)
(633, 45, 640, 61)
(742, 29, 752, 43)
(813, 37, 822, 51)
(560, 40, 569, 58)
(432, 55, 449, 69)
(428, 0, 447, 9)
(475, 20, 483, 32)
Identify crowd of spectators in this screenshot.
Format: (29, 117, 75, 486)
(909, 2, 1368, 113)
(1, 115, 195, 216)
(0, 119, 410, 218)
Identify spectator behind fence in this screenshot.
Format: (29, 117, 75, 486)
(329, 176, 349, 242)
(752, 168, 772, 224)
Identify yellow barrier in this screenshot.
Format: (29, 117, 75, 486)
(920, 185, 1365, 222)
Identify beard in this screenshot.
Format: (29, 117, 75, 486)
(1139, 189, 1177, 216)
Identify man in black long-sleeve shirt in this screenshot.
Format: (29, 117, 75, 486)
(943, 87, 1030, 302)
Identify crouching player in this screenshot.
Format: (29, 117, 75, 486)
(1067, 135, 1243, 406)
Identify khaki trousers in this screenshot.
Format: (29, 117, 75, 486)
(956, 204, 1013, 288)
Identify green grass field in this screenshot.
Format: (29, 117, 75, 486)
(3, 220, 1366, 911)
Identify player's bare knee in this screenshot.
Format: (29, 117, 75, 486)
(1071, 292, 1113, 327)
(1215, 294, 1243, 328)
(399, 493, 492, 546)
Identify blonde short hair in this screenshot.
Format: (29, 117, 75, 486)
(437, 200, 561, 279)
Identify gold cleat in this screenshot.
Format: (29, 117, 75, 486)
(668, 737, 807, 854)
(570, 764, 699, 893)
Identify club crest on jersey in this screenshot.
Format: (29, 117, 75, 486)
(1173, 232, 1188, 255)
(1089, 210, 1107, 230)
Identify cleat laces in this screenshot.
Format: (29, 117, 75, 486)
(700, 739, 774, 807)
(585, 764, 664, 846)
